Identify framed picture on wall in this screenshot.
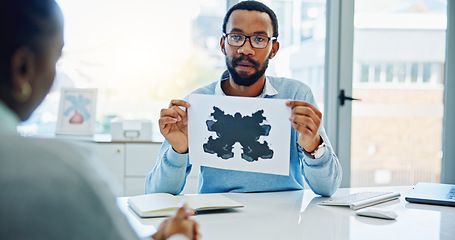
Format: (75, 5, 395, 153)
(56, 88, 98, 136)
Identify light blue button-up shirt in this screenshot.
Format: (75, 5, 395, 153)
(145, 76, 342, 196)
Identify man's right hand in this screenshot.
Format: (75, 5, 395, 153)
(159, 99, 191, 153)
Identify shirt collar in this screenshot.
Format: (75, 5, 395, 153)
(215, 74, 278, 98)
(0, 100, 20, 134)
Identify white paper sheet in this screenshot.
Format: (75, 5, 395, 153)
(188, 94, 291, 176)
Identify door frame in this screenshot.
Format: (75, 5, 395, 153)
(443, 1, 455, 184)
(324, 0, 355, 187)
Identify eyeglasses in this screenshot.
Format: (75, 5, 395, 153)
(223, 33, 277, 49)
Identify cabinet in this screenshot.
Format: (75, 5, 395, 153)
(124, 143, 159, 196)
(79, 141, 198, 196)
(91, 143, 125, 193)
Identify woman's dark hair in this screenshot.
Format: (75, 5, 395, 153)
(0, 0, 62, 82)
(222, 0, 279, 40)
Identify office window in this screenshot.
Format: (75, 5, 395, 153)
(355, 62, 443, 87)
(373, 65, 381, 83)
(423, 63, 432, 83)
(18, 0, 328, 140)
(396, 64, 406, 83)
(411, 63, 418, 83)
(385, 64, 394, 83)
(360, 64, 369, 83)
(351, 0, 446, 187)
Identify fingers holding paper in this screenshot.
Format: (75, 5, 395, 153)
(286, 100, 322, 152)
(159, 99, 191, 153)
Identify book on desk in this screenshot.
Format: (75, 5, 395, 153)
(128, 193, 244, 217)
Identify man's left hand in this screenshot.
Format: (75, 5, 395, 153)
(286, 100, 322, 153)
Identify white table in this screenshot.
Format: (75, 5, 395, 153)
(118, 186, 455, 240)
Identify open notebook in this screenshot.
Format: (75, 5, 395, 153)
(128, 193, 244, 217)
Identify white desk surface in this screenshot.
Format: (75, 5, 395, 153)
(118, 186, 455, 240)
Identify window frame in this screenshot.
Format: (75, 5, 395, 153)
(325, 0, 454, 187)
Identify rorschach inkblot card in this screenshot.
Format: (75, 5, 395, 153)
(188, 94, 291, 176)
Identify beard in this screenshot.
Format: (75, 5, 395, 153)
(225, 54, 270, 87)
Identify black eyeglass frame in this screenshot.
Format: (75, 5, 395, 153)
(223, 32, 277, 49)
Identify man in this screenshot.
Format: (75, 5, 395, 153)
(146, 0, 341, 197)
(0, 0, 198, 239)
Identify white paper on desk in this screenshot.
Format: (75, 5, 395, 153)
(188, 94, 291, 176)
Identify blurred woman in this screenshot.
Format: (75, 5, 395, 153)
(0, 0, 198, 239)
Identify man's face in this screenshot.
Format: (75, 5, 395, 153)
(221, 10, 278, 87)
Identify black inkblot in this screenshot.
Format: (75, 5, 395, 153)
(203, 106, 274, 162)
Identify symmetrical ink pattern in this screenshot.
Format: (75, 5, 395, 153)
(203, 106, 274, 162)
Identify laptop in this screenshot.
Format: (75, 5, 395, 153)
(405, 182, 455, 207)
